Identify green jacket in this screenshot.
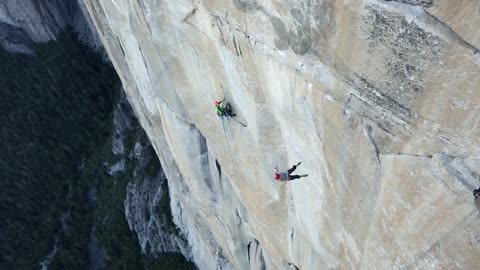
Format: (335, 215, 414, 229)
(215, 105, 224, 116)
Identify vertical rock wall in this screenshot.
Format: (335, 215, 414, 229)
(0, 0, 103, 53)
(83, 0, 480, 269)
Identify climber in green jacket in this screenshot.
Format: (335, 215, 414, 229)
(214, 99, 236, 117)
(474, 188, 480, 212)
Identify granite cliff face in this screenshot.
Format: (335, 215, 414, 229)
(0, 0, 103, 54)
(84, 0, 480, 269)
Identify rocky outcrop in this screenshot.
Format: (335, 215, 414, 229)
(109, 94, 193, 261)
(124, 147, 192, 258)
(0, 0, 103, 53)
(83, 0, 480, 269)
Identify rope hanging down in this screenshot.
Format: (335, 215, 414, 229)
(287, 70, 299, 146)
(221, 116, 236, 166)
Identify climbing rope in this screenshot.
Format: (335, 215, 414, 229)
(287, 69, 299, 149)
(302, 80, 324, 143)
(220, 27, 231, 99)
(217, 25, 247, 176)
(221, 116, 236, 166)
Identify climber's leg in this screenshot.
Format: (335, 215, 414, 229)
(288, 174, 308, 180)
(224, 103, 236, 117)
(288, 175, 301, 180)
(287, 165, 297, 174)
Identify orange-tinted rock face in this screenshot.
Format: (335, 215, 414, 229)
(83, 0, 480, 269)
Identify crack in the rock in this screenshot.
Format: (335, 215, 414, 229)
(212, 14, 227, 45)
(347, 92, 474, 158)
(302, 96, 325, 143)
(342, 93, 353, 116)
(215, 159, 222, 178)
(380, 151, 470, 159)
(379, 152, 433, 158)
(400, 209, 478, 269)
(423, 10, 480, 54)
(382, 0, 479, 54)
(246, 241, 251, 262)
(384, 0, 433, 8)
(343, 93, 404, 138)
(182, 7, 197, 24)
(288, 262, 301, 270)
(116, 36, 125, 56)
(232, 35, 240, 56)
(363, 122, 381, 165)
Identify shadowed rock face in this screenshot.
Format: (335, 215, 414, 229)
(0, 0, 103, 53)
(83, 0, 480, 269)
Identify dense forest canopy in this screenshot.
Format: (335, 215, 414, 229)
(0, 30, 193, 270)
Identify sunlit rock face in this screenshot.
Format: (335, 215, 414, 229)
(83, 0, 480, 269)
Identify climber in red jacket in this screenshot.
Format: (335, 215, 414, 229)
(274, 162, 308, 181)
